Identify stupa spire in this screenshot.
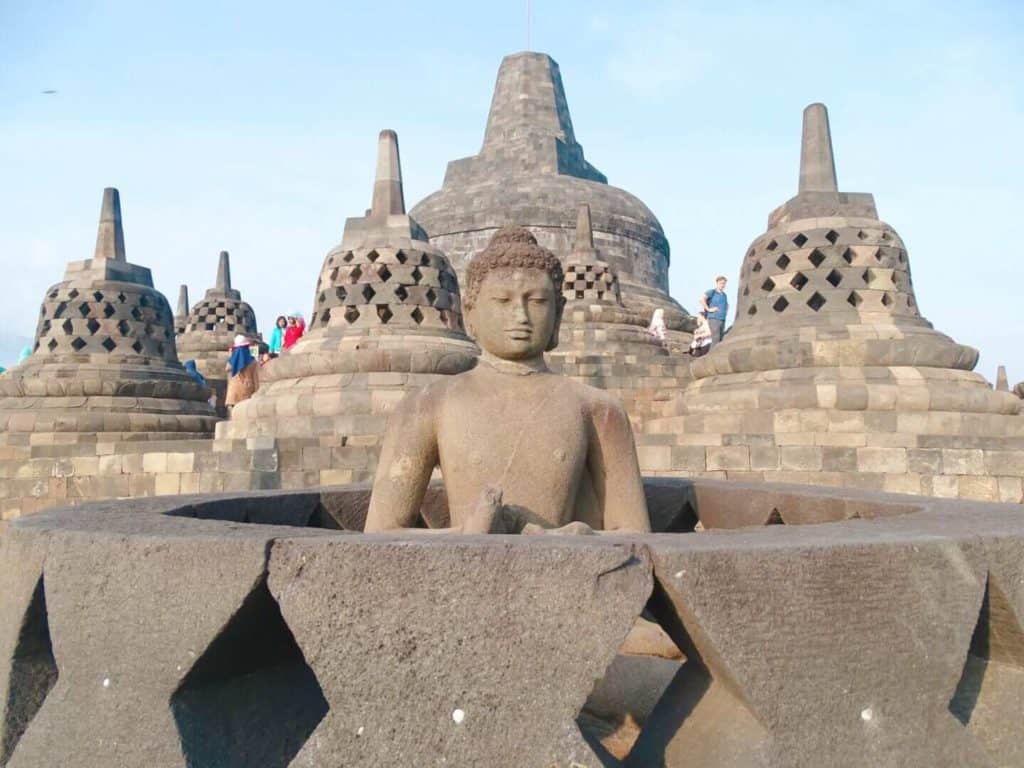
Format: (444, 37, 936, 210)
(215, 250, 232, 293)
(482, 52, 577, 150)
(371, 129, 405, 217)
(176, 284, 190, 317)
(93, 187, 126, 261)
(798, 103, 838, 194)
(573, 204, 594, 254)
(997, 365, 1010, 392)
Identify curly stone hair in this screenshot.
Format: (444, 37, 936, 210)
(463, 227, 565, 311)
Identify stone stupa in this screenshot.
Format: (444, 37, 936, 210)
(173, 284, 189, 335)
(218, 130, 478, 487)
(640, 104, 1024, 503)
(548, 203, 691, 423)
(176, 250, 260, 411)
(411, 51, 692, 347)
(0, 188, 218, 518)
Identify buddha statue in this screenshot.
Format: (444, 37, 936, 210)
(365, 227, 651, 534)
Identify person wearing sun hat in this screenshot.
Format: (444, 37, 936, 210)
(224, 334, 260, 409)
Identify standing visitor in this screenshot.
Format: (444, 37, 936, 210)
(699, 276, 729, 343)
(224, 335, 260, 410)
(283, 311, 305, 350)
(268, 315, 287, 356)
(646, 308, 667, 342)
(689, 314, 713, 357)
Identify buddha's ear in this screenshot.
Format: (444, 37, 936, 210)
(545, 295, 565, 352)
(462, 303, 477, 341)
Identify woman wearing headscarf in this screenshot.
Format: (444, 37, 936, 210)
(268, 315, 287, 356)
(183, 359, 207, 387)
(283, 311, 305, 350)
(224, 335, 260, 409)
(646, 308, 667, 342)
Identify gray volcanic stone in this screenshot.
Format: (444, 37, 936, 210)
(267, 535, 653, 768)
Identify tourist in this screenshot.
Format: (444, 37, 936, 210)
(283, 311, 305, 350)
(690, 313, 713, 357)
(699, 276, 729, 343)
(268, 315, 287, 356)
(646, 308, 667, 342)
(17, 346, 32, 365)
(183, 359, 207, 387)
(224, 335, 259, 410)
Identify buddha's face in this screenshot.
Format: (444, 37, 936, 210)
(467, 268, 559, 360)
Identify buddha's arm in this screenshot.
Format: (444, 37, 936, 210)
(587, 396, 652, 532)
(364, 388, 440, 531)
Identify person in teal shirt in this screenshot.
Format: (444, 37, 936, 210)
(268, 315, 287, 356)
(700, 276, 729, 343)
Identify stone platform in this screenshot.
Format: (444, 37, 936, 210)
(2, 477, 1023, 767)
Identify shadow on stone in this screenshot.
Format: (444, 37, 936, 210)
(948, 575, 1024, 765)
(1, 576, 57, 766)
(170, 577, 328, 768)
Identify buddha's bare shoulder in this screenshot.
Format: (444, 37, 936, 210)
(553, 374, 632, 420)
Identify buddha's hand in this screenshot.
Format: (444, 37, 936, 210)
(521, 521, 596, 536)
(462, 485, 507, 534)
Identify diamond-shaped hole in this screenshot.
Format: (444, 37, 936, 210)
(751, 261, 762, 273)
(117, 319, 131, 336)
(395, 250, 408, 264)
(170, 579, 328, 768)
(772, 297, 789, 312)
(881, 292, 893, 307)
(411, 307, 424, 325)
(807, 292, 826, 311)
(748, 305, 758, 316)
(92, 291, 104, 302)
(826, 270, 842, 287)
(348, 265, 362, 283)
(366, 250, 379, 263)
(344, 307, 360, 324)
(825, 230, 840, 244)
(425, 288, 437, 304)
(857, 230, 869, 240)
(78, 303, 91, 318)
(842, 248, 855, 265)
(47, 339, 58, 352)
(394, 285, 408, 302)
(335, 287, 347, 301)
(67, 288, 79, 299)
(847, 291, 862, 308)
(411, 267, 423, 284)
(808, 249, 826, 268)
(70, 337, 87, 352)
(378, 265, 392, 282)
(86, 318, 101, 335)
(342, 252, 354, 263)
(377, 305, 393, 324)
(761, 278, 776, 292)
(775, 254, 791, 270)
(361, 285, 375, 303)
(102, 303, 116, 319)
(101, 337, 117, 352)
(792, 233, 808, 247)
(789, 272, 808, 291)
(132, 340, 143, 353)
(0, 576, 58, 765)
(61, 319, 74, 335)
(765, 239, 778, 252)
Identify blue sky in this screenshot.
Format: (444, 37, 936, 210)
(1, 0, 1022, 381)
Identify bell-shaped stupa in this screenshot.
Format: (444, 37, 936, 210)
(548, 204, 691, 421)
(0, 189, 217, 516)
(640, 105, 1024, 502)
(218, 130, 477, 485)
(176, 250, 260, 410)
(411, 52, 692, 345)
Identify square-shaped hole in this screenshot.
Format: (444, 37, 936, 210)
(765, 239, 778, 251)
(808, 249, 826, 268)
(789, 272, 808, 291)
(826, 270, 842, 287)
(761, 277, 776, 292)
(847, 291, 862, 308)
(792, 233, 808, 247)
(825, 230, 840, 244)
(807, 292, 826, 311)
(776, 254, 791, 270)
(772, 297, 789, 312)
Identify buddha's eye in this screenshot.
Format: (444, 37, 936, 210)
(491, 296, 510, 304)
(528, 297, 549, 304)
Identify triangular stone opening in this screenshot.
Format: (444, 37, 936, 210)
(576, 596, 687, 766)
(621, 578, 767, 767)
(1, 575, 58, 765)
(170, 577, 328, 768)
(948, 575, 1024, 765)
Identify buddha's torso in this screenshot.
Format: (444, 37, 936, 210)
(435, 365, 592, 528)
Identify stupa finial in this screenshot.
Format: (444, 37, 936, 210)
(997, 365, 1010, 392)
(93, 187, 126, 261)
(371, 129, 405, 217)
(176, 284, 190, 317)
(573, 203, 595, 255)
(215, 250, 232, 293)
(799, 103, 838, 194)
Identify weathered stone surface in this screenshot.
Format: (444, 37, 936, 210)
(267, 535, 652, 768)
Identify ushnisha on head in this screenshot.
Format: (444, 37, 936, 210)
(463, 227, 565, 360)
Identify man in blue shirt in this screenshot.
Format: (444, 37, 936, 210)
(700, 275, 729, 343)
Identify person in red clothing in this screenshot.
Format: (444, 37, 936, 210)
(282, 311, 305, 350)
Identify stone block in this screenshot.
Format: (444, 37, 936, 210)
(638, 445, 672, 472)
(821, 447, 857, 472)
(319, 469, 354, 485)
(670, 447, 706, 471)
(749, 447, 780, 471)
(166, 453, 195, 474)
(957, 475, 999, 501)
(141, 453, 167, 474)
(779, 446, 823, 471)
(984, 451, 1024, 477)
(857, 447, 908, 474)
(154, 474, 180, 496)
(706, 446, 750, 472)
(907, 449, 943, 475)
(942, 449, 985, 476)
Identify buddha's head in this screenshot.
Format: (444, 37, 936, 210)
(464, 227, 565, 360)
